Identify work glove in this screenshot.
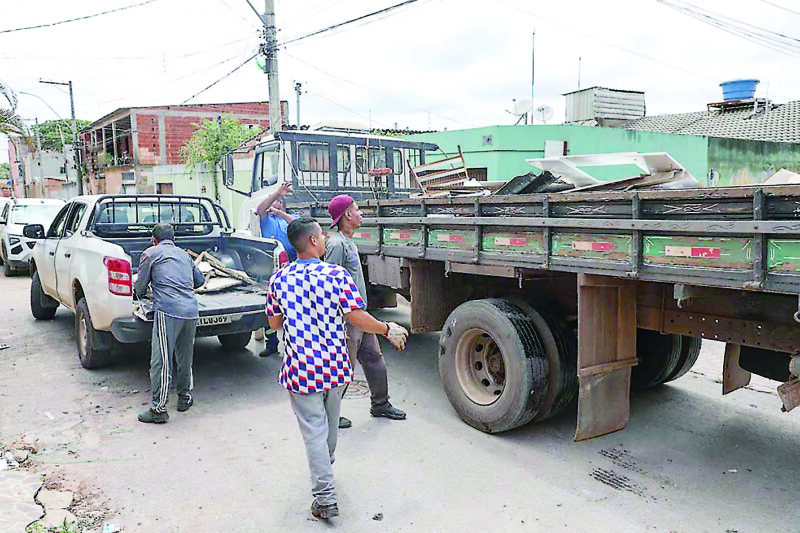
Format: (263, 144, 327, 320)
(384, 322, 409, 351)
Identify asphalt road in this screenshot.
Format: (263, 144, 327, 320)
(1, 273, 799, 533)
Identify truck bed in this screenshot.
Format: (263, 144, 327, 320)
(294, 185, 800, 294)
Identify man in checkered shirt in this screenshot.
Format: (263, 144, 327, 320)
(267, 217, 408, 520)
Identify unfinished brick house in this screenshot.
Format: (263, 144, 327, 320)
(80, 101, 288, 194)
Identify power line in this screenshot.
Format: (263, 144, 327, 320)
(0, 0, 159, 34)
(181, 53, 258, 104)
(760, 0, 800, 17)
(286, 51, 473, 127)
(277, 0, 421, 48)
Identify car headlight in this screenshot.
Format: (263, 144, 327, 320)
(8, 235, 20, 245)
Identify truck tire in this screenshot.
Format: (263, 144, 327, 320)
(218, 331, 252, 350)
(30, 271, 58, 320)
(75, 297, 112, 369)
(439, 299, 549, 433)
(663, 336, 702, 383)
(631, 329, 682, 389)
(3, 257, 15, 277)
(511, 300, 578, 422)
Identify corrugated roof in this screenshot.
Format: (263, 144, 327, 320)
(618, 100, 800, 143)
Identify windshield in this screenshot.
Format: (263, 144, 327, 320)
(9, 204, 63, 226)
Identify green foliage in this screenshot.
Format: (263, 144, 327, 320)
(180, 118, 262, 200)
(180, 118, 261, 170)
(26, 519, 80, 533)
(0, 162, 9, 181)
(32, 119, 91, 151)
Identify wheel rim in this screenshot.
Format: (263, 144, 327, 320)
(78, 315, 89, 358)
(454, 328, 505, 405)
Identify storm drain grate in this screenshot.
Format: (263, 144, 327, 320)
(343, 378, 371, 399)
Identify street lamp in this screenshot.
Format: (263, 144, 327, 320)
(39, 79, 81, 195)
(19, 91, 68, 149)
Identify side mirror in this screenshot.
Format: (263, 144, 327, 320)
(223, 155, 235, 187)
(23, 224, 45, 240)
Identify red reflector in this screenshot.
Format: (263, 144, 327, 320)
(104, 257, 132, 296)
(278, 251, 289, 266)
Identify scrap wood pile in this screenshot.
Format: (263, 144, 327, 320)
(188, 250, 267, 294)
(411, 151, 704, 198)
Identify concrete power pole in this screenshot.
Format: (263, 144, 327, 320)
(265, 0, 281, 136)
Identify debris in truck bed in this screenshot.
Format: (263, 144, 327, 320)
(188, 250, 268, 292)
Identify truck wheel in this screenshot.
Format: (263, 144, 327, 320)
(663, 336, 702, 383)
(30, 271, 58, 320)
(3, 259, 15, 277)
(439, 299, 549, 433)
(631, 329, 682, 389)
(75, 297, 111, 369)
(512, 301, 578, 422)
(218, 331, 252, 350)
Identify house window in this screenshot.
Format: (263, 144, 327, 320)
(467, 168, 488, 181)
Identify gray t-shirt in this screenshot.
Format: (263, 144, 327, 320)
(325, 231, 367, 307)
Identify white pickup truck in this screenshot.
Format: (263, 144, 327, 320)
(23, 194, 286, 369)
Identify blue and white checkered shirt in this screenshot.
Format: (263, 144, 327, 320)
(267, 259, 366, 394)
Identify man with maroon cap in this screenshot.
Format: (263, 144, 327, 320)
(325, 194, 408, 427)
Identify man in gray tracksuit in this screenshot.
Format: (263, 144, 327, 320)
(134, 223, 205, 424)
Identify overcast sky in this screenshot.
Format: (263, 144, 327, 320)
(2, 0, 799, 163)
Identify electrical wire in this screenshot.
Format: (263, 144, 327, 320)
(0, 0, 159, 34)
(277, 0, 421, 48)
(286, 51, 474, 127)
(181, 53, 259, 104)
(657, 0, 800, 59)
(759, 0, 800, 17)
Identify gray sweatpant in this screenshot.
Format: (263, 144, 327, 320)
(289, 387, 344, 506)
(346, 325, 390, 408)
(151, 310, 197, 413)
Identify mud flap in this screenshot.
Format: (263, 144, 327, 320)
(722, 343, 751, 395)
(575, 274, 638, 441)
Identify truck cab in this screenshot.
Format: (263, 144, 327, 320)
(221, 128, 439, 232)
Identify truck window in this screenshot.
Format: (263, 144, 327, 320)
(47, 203, 72, 238)
(93, 199, 215, 237)
(256, 144, 280, 189)
(355, 147, 403, 175)
(64, 203, 87, 237)
(297, 143, 350, 187)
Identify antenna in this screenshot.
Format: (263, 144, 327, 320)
(533, 104, 553, 124)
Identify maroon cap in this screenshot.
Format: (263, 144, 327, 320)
(328, 194, 355, 228)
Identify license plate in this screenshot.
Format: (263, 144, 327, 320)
(198, 315, 232, 326)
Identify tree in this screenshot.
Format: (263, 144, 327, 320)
(0, 80, 30, 145)
(32, 119, 91, 151)
(180, 118, 262, 200)
(0, 162, 9, 182)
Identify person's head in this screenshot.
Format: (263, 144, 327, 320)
(327, 194, 362, 231)
(273, 195, 286, 212)
(287, 217, 325, 259)
(152, 223, 174, 245)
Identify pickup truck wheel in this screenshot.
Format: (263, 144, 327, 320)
(218, 331, 252, 350)
(30, 271, 58, 320)
(663, 336, 702, 383)
(632, 329, 682, 389)
(3, 259, 15, 277)
(75, 298, 111, 369)
(439, 299, 549, 434)
(512, 301, 578, 422)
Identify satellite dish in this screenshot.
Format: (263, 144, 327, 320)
(534, 105, 553, 124)
(512, 99, 533, 116)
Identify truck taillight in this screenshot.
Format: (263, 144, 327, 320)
(278, 251, 289, 267)
(104, 257, 132, 296)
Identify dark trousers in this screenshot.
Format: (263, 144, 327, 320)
(150, 311, 197, 413)
(345, 325, 389, 408)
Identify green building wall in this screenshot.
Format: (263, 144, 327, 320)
(405, 124, 710, 184)
(708, 138, 800, 186)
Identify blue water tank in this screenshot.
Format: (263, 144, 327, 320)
(720, 79, 759, 101)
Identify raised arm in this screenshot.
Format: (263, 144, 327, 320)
(256, 182, 292, 217)
(267, 206, 296, 223)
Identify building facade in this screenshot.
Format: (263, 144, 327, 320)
(80, 101, 288, 195)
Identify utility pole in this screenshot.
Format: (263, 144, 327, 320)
(264, 0, 281, 136)
(531, 29, 535, 109)
(577, 56, 582, 90)
(294, 82, 302, 128)
(34, 117, 43, 191)
(40, 79, 82, 196)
